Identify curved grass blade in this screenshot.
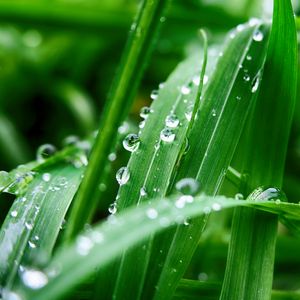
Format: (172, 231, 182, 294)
(220, 0, 298, 299)
(65, 0, 171, 242)
(146, 22, 271, 300)
(0, 151, 86, 291)
(16, 194, 300, 300)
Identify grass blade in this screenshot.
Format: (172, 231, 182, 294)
(65, 0, 171, 242)
(220, 0, 298, 299)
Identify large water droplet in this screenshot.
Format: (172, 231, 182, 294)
(165, 113, 179, 128)
(253, 30, 264, 42)
(36, 144, 56, 162)
(160, 128, 175, 143)
(21, 268, 48, 289)
(140, 106, 152, 119)
(248, 186, 287, 202)
(175, 178, 200, 196)
(116, 167, 130, 185)
(123, 134, 140, 152)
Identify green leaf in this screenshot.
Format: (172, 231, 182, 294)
(220, 0, 298, 299)
(15, 194, 300, 300)
(65, 0, 171, 242)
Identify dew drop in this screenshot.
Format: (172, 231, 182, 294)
(165, 113, 179, 128)
(181, 84, 191, 95)
(237, 24, 245, 32)
(248, 186, 287, 202)
(123, 134, 140, 152)
(160, 128, 175, 143)
(118, 122, 129, 134)
(146, 208, 158, 219)
(36, 144, 56, 162)
(236, 96, 241, 100)
(185, 111, 192, 122)
(140, 187, 147, 197)
(42, 173, 51, 182)
(108, 202, 117, 215)
(21, 268, 48, 289)
(253, 30, 264, 42)
(139, 120, 145, 129)
(2, 290, 23, 300)
(62, 135, 79, 147)
(243, 74, 250, 82)
(212, 109, 217, 117)
(212, 203, 222, 211)
(108, 153, 117, 162)
(25, 222, 33, 230)
(251, 72, 261, 93)
(175, 178, 200, 195)
(116, 167, 130, 185)
(150, 90, 159, 100)
(28, 241, 36, 249)
(76, 235, 94, 256)
(10, 210, 18, 217)
(235, 193, 244, 200)
(159, 82, 165, 89)
(140, 106, 152, 119)
(249, 18, 260, 27)
(246, 54, 252, 61)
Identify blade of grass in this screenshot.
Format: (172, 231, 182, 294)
(16, 194, 300, 300)
(220, 0, 298, 299)
(64, 0, 171, 242)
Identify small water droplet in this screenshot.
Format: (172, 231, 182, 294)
(253, 30, 264, 42)
(159, 82, 165, 89)
(150, 90, 159, 100)
(243, 74, 250, 82)
(181, 84, 191, 95)
(212, 203, 222, 211)
(108, 202, 117, 215)
(123, 134, 140, 152)
(251, 72, 261, 93)
(76, 235, 94, 256)
(230, 32, 235, 39)
(42, 173, 51, 182)
(116, 167, 130, 185)
(140, 187, 147, 197)
(236, 96, 241, 100)
(10, 210, 18, 217)
(36, 144, 56, 162)
(175, 178, 200, 195)
(140, 106, 152, 119)
(25, 222, 33, 230)
(165, 113, 179, 128)
(237, 24, 245, 32)
(160, 16, 166, 23)
(139, 120, 145, 129)
(212, 109, 217, 117)
(185, 110, 192, 122)
(249, 18, 260, 27)
(108, 153, 117, 161)
(21, 268, 48, 289)
(246, 55, 252, 61)
(28, 241, 36, 248)
(62, 135, 79, 147)
(160, 128, 175, 143)
(146, 208, 158, 219)
(235, 193, 244, 200)
(118, 122, 129, 134)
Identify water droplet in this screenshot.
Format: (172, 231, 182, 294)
(181, 84, 191, 95)
(235, 193, 244, 200)
(140, 106, 152, 119)
(62, 135, 79, 147)
(249, 18, 260, 27)
(42, 173, 51, 182)
(21, 268, 48, 289)
(108, 153, 117, 161)
(160, 128, 175, 143)
(165, 113, 179, 128)
(116, 167, 130, 185)
(25, 222, 33, 230)
(212, 109, 217, 117)
(146, 208, 158, 219)
(159, 82, 165, 89)
(212, 203, 222, 211)
(246, 55, 252, 61)
(185, 111, 192, 122)
(243, 74, 250, 82)
(237, 24, 245, 32)
(139, 120, 145, 129)
(10, 210, 18, 217)
(99, 183, 107, 192)
(76, 235, 94, 256)
(1, 290, 23, 300)
(123, 134, 140, 152)
(248, 186, 287, 202)
(251, 72, 261, 93)
(36, 144, 56, 162)
(108, 202, 117, 215)
(230, 32, 235, 39)
(160, 16, 166, 23)
(175, 178, 200, 195)
(253, 30, 264, 42)
(28, 241, 36, 248)
(236, 96, 241, 100)
(118, 122, 129, 134)
(150, 90, 159, 100)
(23, 30, 42, 48)
(140, 187, 147, 197)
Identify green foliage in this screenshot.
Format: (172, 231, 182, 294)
(0, 0, 299, 300)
